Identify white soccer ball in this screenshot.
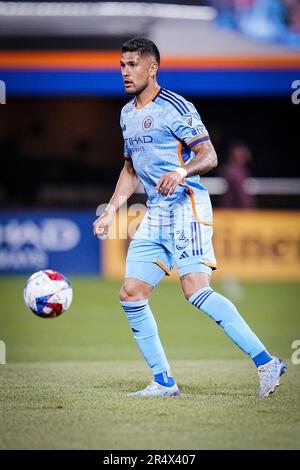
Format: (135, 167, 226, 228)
(23, 270, 73, 318)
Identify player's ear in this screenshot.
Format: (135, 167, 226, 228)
(149, 62, 159, 79)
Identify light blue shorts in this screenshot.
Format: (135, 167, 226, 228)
(125, 190, 217, 287)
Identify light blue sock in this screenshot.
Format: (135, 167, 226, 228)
(121, 299, 171, 375)
(189, 287, 272, 366)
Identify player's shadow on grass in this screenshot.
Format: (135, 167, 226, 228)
(94, 379, 253, 398)
(177, 383, 254, 398)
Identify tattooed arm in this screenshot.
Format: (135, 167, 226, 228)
(184, 140, 218, 176)
(155, 140, 218, 196)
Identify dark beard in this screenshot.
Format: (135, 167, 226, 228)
(126, 81, 148, 97)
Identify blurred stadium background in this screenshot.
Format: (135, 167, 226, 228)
(0, 0, 300, 450)
(0, 0, 300, 280)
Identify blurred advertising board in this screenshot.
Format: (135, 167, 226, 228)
(102, 209, 300, 281)
(0, 212, 100, 274)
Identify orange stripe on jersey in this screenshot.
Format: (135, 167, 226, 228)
(177, 141, 185, 167)
(203, 262, 217, 270)
(155, 260, 171, 275)
(185, 185, 200, 223)
(177, 142, 200, 222)
(201, 221, 213, 226)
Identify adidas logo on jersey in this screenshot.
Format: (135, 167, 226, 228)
(179, 251, 189, 259)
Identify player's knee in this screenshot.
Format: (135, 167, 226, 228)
(183, 286, 208, 300)
(181, 272, 210, 300)
(119, 279, 151, 302)
(119, 286, 147, 302)
(183, 288, 198, 301)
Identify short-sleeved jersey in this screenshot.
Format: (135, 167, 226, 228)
(120, 87, 210, 212)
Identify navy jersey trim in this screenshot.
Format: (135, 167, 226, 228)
(160, 90, 187, 115)
(161, 88, 190, 113)
(187, 135, 210, 149)
(156, 92, 185, 115)
(154, 88, 192, 116)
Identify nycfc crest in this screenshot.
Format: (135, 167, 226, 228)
(142, 116, 154, 131)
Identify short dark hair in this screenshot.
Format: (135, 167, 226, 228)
(122, 37, 160, 66)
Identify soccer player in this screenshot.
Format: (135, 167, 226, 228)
(93, 37, 286, 398)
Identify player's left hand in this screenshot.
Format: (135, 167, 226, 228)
(155, 171, 182, 196)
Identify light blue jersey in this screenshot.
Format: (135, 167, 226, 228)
(120, 87, 210, 215)
(121, 86, 217, 283)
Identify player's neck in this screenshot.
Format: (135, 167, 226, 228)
(135, 82, 160, 109)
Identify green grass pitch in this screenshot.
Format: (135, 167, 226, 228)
(0, 276, 300, 450)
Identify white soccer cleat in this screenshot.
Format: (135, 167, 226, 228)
(127, 381, 180, 397)
(258, 356, 287, 398)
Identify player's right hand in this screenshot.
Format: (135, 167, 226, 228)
(93, 211, 113, 239)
